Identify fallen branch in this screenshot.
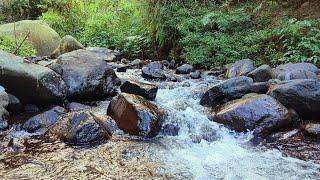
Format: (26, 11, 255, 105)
(13, 31, 30, 55)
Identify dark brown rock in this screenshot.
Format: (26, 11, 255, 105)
(107, 93, 166, 137)
(120, 80, 158, 101)
(213, 94, 296, 135)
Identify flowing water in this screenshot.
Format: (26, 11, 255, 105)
(0, 69, 320, 179)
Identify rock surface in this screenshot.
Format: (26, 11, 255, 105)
(50, 35, 85, 58)
(248, 64, 273, 82)
(22, 106, 66, 133)
(120, 80, 158, 101)
(56, 49, 119, 101)
(176, 64, 194, 74)
(86, 47, 120, 62)
(273, 63, 319, 80)
(107, 93, 166, 137)
(7, 93, 23, 115)
(277, 69, 318, 81)
(213, 94, 296, 135)
(0, 51, 67, 105)
(0, 86, 9, 130)
(200, 76, 253, 107)
(142, 61, 166, 80)
(0, 20, 61, 56)
(268, 79, 320, 120)
(50, 111, 112, 145)
(303, 123, 320, 138)
(227, 59, 255, 78)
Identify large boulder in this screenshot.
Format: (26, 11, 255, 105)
(107, 93, 166, 137)
(200, 76, 253, 107)
(0, 20, 61, 56)
(120, 80, 158, 101)
(50, 111, 113, 145)
(56, 49, 119, 101)
(247, 64, 273, 82)
(273, 63, 319, 80)
(142, 61, 166, 80)
(268, 79, 320, 120)
(22, 106, 66, 133)
(50, 35, 85, 58)
(0, 51, 67, 105)
(213, 94, 296, 135)
(227, 59, 255, 78)
(176, 64, 194, 74)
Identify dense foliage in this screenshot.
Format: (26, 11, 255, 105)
(0, 0, 319, 67)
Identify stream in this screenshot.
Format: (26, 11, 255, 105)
(0, 69, 320, 179)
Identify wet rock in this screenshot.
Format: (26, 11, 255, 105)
(169, 60, 176, 69)
(200, 76, 253, 107)
(117, 65, 128, 72)
(142, 61, 166, 80)
(303, 123, 320, 138)
(190, 70, 201, 79)
(120, 80, 158, 101)
(213, 94, 296, 135)
(250, 82, 270, 94)
(24, 104, 40, 113)
(207, 70, 224, 76)
(7, 138, 26, 153)
(176, 64, 194, 74)
(273, 63, 319, 80)
(227, 59, 255, 78)
(107, 93, 166, 137)
(86, 47, 121, 62)
(0, 119, 8, 131)
(0, 86, 9, 116)
(22, 106, 66, 133)
(66, 102, 91, 112)
(160, 124, 180, 136)
(7, 93, 23, 115)
(248, 64, 273, 82)
(0, 20, 61, 56)
(277, 69, 318, 81)
(50, 35, 85, 58)
(50, 111, 112, 145)
(130, 59, 143, 68)
(0, 51, 67, 106)
(57, 49, 119, 101)
(268, 79, 320, 120)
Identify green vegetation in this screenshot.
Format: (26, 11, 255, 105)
(0, 0, 319, 68)
(0, 35, 37, 56)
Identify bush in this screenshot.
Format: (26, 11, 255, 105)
(148, 0, 320, 68)
(0, 36, 37, 57)
(39, 0, 151, 59)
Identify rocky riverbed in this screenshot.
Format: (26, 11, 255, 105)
(0, 43, 320, 179)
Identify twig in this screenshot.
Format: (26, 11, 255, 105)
(13, 31, 30, 55)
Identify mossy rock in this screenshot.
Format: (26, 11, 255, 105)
(0, 20, 61, 56)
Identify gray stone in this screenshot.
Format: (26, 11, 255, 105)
(0, 51, 67, 106)
(200, 76, 253, 107)
(227, 59, 255, 78)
